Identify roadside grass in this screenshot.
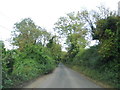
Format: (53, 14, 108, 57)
(66, 64, 118, 88)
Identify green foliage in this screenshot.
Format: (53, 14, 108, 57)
(2, 49, 15, 88)
(12, 18, 51, 51)
(66, 45, 119, 88)
(63, 8, 119, 88)
(2, 18, 57, 88)
(54, 12, 88, 63)
(73, 46, 102, 68)
(2, 44, 56, 88)
(2, 5, 120, 88)
(94, 16, 120, 66)
(54, 12, 85, 36)
(69, 65, 118, 88)
(12, 18, 41, 51)
(47, 36, 62, 63)
(79, 5, 117, 39)
(94, 16, 120, 41)
(12, 59, 40, 81)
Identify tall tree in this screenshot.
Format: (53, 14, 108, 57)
(79, 5, 117, 40)
(12, 18, 41, 50)
(54, 12, 88, 62)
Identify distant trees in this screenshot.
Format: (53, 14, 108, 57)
(47, 36, 62, 63)
(54, 12, 88, 62)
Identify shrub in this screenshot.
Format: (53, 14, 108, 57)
(12, 59, 41, 81)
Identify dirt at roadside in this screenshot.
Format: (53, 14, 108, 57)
(14, 70, 55, 88)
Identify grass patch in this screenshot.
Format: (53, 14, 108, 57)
(66, 64, 118, 88)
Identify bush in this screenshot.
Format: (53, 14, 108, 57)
(73, 45, 102, 69)
(66, 45, 120, 88)
(12, 59, 41, 81)
(2, 44, 57, 88)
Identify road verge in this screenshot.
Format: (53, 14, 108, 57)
(65, 64, 115, 89)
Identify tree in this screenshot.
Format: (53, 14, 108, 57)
(94, 16, 119, 42)
(36, 28, 51, 46)
(54, 12, 88, 62)
(1, 41, 15, 88)
(47, 36, 62, 63)
(96, 16, 120, 63)
(79, 5, 117, 40)
(12, 18, 41, 51)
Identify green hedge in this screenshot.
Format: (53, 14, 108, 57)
(2, 44, 56, 88)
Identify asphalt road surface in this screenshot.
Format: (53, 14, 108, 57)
(24, 63, 101, 88)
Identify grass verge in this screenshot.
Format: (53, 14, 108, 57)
(66, 64, 117, 88)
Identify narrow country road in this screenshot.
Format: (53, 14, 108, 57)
(24, 63, 101, 88)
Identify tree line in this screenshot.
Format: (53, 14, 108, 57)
(54, 5, 120, 88)
(1, 18, 62, 88)
(0, 5, 120, 88)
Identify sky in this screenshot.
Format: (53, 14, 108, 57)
(0, 0, 120, 50)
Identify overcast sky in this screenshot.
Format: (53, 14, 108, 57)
(0, 0, 119, 50)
